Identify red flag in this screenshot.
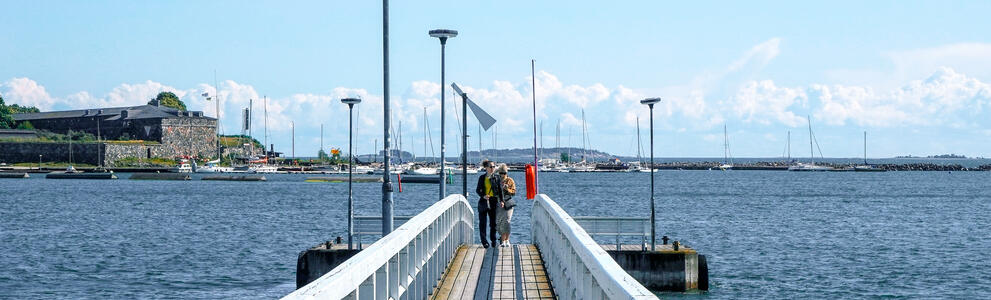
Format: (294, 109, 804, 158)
(525, 164, 536, 200)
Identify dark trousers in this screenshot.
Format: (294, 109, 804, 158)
(478, 198, 497, 244)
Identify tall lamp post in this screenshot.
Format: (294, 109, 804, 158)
(429, 29, 457, 200)
(342, 97, 362, 249)
(640, 97, 661, 251)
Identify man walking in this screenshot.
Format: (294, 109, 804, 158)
(474, 160, 500, 248)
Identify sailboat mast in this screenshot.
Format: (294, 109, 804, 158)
(808, 116, 814, 166)
(263, 96, 268, 160)
(214, 70, 221, 160)
(787, 131, 791, 161)
(724, 124, 728, 165)
(423, 107, 427, 162)
(864, 131, 868, 165)
(636, 117, 642, 164)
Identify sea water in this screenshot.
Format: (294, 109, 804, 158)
(1, 170, 989, 298)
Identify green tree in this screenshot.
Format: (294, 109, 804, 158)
(149, 91, 187, 111)
(317, 149, 330, 161)
(0, 94, 15, 129)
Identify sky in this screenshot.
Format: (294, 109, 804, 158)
(2, 1, 991, 159)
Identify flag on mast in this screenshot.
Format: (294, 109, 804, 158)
(451, 82, 497, 130)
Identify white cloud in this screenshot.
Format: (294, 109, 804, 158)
(1, 78, 56, 110)
(729, 80, 806, 127)
(813, 67, 991, 127)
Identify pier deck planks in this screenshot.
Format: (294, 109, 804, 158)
(431, 244, 554, 300)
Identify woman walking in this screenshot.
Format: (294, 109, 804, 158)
(474, 160, 499, 248)
(495, 164, 517, 247)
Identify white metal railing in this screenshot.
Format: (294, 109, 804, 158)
(354, 216, 411, 249)
(531, 194, 658, 300)
(574, 216, 650, 251)
(284, 194, 474, 300)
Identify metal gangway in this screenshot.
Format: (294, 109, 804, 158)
(284, 194, 658, 300)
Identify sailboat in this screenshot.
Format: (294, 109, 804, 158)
(195, 159, 233, 173)
(407, 108, 438, 175)
(718, 124, 733, 170)
(249, 96, 279, 173)
(634, 117, 655, 173)
(788, 117, 832, 171)
(855, 131, 885, 172)
(569, 109, 594, 172)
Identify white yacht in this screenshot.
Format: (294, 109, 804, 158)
(352, 165, 375, 174)
(170, 160, 192, 173)
(195, 159, 233, 173)
(248, 164, 279, 174)
(788, 163, 832, 172)
(409, 166, 438, 175)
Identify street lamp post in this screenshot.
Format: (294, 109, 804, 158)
(342, 97, 362, 250)
(429, 29, 457, 200)
(640, 97, 661, 251)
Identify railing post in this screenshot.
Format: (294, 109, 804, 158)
(358, 275, 374, 300)
(375, 266, 388, 299)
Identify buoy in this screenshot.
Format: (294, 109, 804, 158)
(525, 164, 536, 199)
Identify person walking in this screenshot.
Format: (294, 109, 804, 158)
(495, 164, 517, 247)
(474, 160, 500, 248)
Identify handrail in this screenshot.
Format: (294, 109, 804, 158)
(574, 216, 650, 251)
(353, 215, 412, 249)
(532, 194, 657, 299)
(284, 194, 474, 300)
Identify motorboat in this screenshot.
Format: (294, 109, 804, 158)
(351, 165, 375, 174)
(248, 164, 279, 174)
(195, 159, 234, 173)
(787, 163, 832, 172)
(170, 160, 192, 173)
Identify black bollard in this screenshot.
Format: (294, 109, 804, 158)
(673, 241, 680, 251)
(335, 236, 343, 244)
(662, 236, 669, 245)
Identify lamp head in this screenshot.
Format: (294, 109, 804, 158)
(429, 29, 458, 40)
(341, 98, 361, 107)
(640, 97, 661, 107)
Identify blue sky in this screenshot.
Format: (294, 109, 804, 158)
(2, 1, 990, 158)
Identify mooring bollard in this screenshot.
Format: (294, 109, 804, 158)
(672, 241, 679, 251)
(662, 236, 669, 245)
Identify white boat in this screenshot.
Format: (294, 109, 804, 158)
(720, 124, 733, 170)
(854, 131, 886, 172)
(170, 160, 192, 173)
(789, 117, 831, 172)
(451, 167, 480, 174)
(788, 163, 832, 172)
(409, 166, 438, 175)
(353, 165, 375, 174)
(249, 164, 279, 173)
(195, 159, 234, 173)
(569, 163, 594, 172)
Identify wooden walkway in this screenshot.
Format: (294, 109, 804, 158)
(431, 244, 555, 300)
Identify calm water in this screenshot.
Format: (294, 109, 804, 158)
(2, 171, 989, 298)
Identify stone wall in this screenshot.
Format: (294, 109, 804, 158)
(0, 142, 102, 165)
(160, 118, 217, 158)
(0, 142, 173, 166)
(103, 143, 167, 165)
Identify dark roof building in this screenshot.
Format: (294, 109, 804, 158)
(12, 104, 218, 158)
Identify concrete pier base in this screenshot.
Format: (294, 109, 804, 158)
(601, 244, 708, 292)
(295, 242, 363, 289)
